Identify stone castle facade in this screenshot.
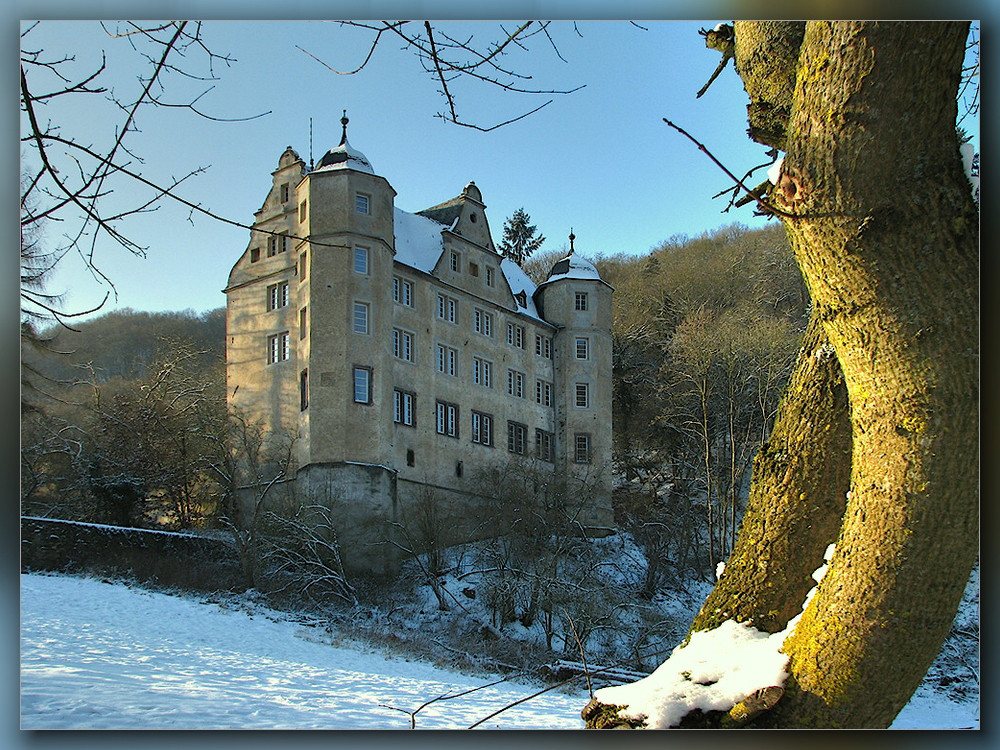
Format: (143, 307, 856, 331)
(224, 120, 613, 574)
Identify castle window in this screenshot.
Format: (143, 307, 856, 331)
(450, 251, 461, 273)
(474, 308, 493, 337)
(515, 291, 527, 308)
(300, 369, 309, 411)
(280, 183, 290, 203)
(472, 411, 493, 446)
(406, 449, 415, 467)
(268, 234, 289, 255)
(353, 302, 369, 335)
(250, 247, 260, 263)
(299, 251, 307, 282)
(576, 337, 590, 360)
(299, 306, 307, 339)
(574, 433, 592, 464)
(353, 366, 372, 404)
(436, 401, 459, 438)
(575, 292, 589, 311)
(506, 323, 525, 348)
(536, 334, 552, 359)
(355, 192, 370, 215)
(436, 344, 458, 376)
(486, 267, 495, 287)
(437, 294, 457, 324)
(299, 199, 307, 223)
(469, 262, 479, 277)
(473, 356, 493, 388)
(393, 389, 416, 427)
(393, 277, 413, 307)
(267, 332, 290, 364)
(354, 246, 369, 274)
(575, 382, 590, 408)
(393, 328, 415, 362)
(267, 281, 289, 311)
(507, 370, 525, 399)
(507, 422, 527, 455)
(536, 429, 554, 462)
(535, 380, 552, 407)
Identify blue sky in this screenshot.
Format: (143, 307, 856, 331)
(22, 18, 981, 320)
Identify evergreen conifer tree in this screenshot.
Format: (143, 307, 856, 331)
(498, 208, 545, 266)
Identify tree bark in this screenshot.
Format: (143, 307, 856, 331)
(691, 312, 851, 636)
(586, 20, 978, 729)
(763, 21, 979, 727)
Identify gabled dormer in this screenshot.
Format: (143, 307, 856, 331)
(418, 182, 496, 253)
(254, 146, 306, 222)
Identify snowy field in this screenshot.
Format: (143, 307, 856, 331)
(20, 572, 978, 730)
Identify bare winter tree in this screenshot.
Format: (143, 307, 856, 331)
(302, 21, 583, 132)
(19, 21, 265, 326)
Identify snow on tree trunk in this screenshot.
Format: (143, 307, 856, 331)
(586, 20, 978, 729)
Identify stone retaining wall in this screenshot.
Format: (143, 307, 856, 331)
(20, 517, 245, 592)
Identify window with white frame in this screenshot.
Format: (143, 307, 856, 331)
(353, 366, 372, 404)
(437, 294, 457, 323)
(450, 251, 461, 272)
(535, 380, 552, 407)
(436, 344, 458, 376)
(507, 421, 527, 455)
(353, 302, 370, 334)
(575, 382, 590, 408)
(393, 389, 416, 427)
(535, 334, 552, 359)
(536, 429, 554, 462)
(474, 308, 493, 337)
(574, 433, 591, 464)
(575, 292, 589, 311)
(486, 267, 495, 287)
(436, 401, 459, 437)
(354, 246, 369, 275)
(507, 370, 525, 398)
(393, 276, 414, 307)
(267, 281, 290, 311)
(473, 356, 493, 387)
(393, 328, 415, 362)
(472, 411, 493, 446)
(576, 337, 590, 360)
(267, 332, 290, 364)
(355, 192, 370, 215)
(506, 323, 525, 348)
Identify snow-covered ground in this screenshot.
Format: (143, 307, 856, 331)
(20, 571, 978, 730)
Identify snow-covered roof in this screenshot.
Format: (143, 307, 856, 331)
(393, 207, 546, 323)
(312, 139, 374, 175)
(543, 253, 603, 283)
(393, 207, 446, 273)
(500, 258, 544, 321)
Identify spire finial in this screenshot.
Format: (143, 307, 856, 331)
(569, 228, 575, 253)
(340, 110, 349, 145)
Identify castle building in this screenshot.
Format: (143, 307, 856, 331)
(224, 118, 613, 573)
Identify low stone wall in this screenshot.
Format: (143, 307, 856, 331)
(20, 516, 245, 592)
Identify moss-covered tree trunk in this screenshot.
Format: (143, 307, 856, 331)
(587, 20, 978, 729)
(691, 312, 851, 636)
(762, 21, 979, 727)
